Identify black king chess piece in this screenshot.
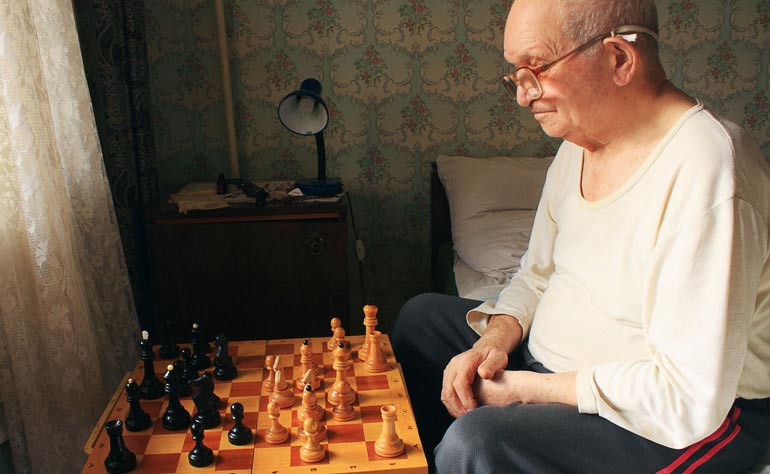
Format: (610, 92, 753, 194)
(161, 364, 191, 430)
(158, 319, 181, 359)
(190, 372, 221, 429)
(138, 330, 164, 400)
(124, 378, 152, 432)
(213, 333, 237, 381)
(104, 419, 136, 474)
(190, 323, 211, 370)
(227, 402, 253, 445)
(188, 420, 214, 467)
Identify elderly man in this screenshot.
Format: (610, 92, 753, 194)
(392, 0, 770, 473)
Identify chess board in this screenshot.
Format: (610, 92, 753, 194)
(82, 335, 428, 474)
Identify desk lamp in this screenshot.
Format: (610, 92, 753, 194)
(277, 78, 343, 197)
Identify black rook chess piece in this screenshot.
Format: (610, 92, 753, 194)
(124, 378, 152, 432)
(188, 420, 214, 467)
(138, 330, 164, 400)
(104, 420, 137, 474)
(227, 402, 253, 445)
(213, 333, 237, 381)
(158, 319, 181, 359)
(161, 364, 191, 431)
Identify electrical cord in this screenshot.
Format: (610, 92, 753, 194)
(345, 190, 366, 308)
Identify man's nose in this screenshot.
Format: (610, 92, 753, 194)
(517, 84, 537, 107)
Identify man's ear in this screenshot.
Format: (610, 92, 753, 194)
(603, 37, 637, 86)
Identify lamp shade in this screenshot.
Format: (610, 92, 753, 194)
(277, 78, 329, 136)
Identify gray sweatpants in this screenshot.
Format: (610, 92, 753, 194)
(391, 293, 770, 474)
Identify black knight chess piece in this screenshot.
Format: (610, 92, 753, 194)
(227, 402, 253, 445)
(138, 330, 164, 400)
(190, 372, 221, 429)
(188, 420, 214, 467)
(124, 378, 152, 432)
(161, 364, 191, 431)
(158, 319, 180, 359)
(213, 333, 237, 381)
(104, 419, 137, 474)
(173, 359, 191, 397)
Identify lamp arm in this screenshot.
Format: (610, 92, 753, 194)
(315, 132, 327, 183)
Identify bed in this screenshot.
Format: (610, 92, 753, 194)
(429, 154, 770, 473)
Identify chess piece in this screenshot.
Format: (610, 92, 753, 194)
(263, 354, 276, 392)
(364, 330, 389, 373)
(188, 420, 214, 467)
(296, 340, 320, 390)
(327, 317, 342, 350)
(332, 389, 356, 422)
(124, 378, 151, 432)
(190, 372, 222, 429)
(104, 419, 137, 474)
(327, 342, 356, 406)
(173, 360, 191, 397)
(269, 359, 296, 409)
(299, 418, 325, 463)
(190, 323, 211, 370)
(333, 325, 348, 351)
(298, 385, 326, 442)
(227, 402, 253, 445)
(299, 368, 320, 393)
(264, 401, 289, 444)
(158, 319, 180, 359)
(358, 304, 379, 361)
(213, 333, 238, 381)
(180, 347, 198, 386)
(138, 330, 164, 400)
(161, 364, 191, 431)
(374, 404, 405, 457)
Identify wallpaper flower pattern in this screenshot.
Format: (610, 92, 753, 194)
(145, 0, 770, 331)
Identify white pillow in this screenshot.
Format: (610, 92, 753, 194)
(437, 155, 553, 278)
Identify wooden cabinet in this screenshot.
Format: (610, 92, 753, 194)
(144, 200, 348, 342)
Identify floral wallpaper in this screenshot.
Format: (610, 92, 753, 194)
(144, 0, 770, 332)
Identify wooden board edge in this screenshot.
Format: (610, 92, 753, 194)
(83, 371, 131, 454)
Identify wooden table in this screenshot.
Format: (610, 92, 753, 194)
(83, 334, 428, 474)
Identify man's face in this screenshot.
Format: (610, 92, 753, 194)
(503, 0, 606, 142)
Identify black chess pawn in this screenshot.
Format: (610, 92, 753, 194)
(190, 323, 211, 370)
(180, 347, 199, 386)
(138, 330, 164, 400)
(213, 333, 237, 381)
(190, 372, 221, 429)
(124, 378, 152, 432)
(227, 402, 253, 445)
(158, 319, 180, 359)
(173, 360, 191, 397)
(161, 364, 191, 430)
(188, 420, 214, 467)
(104, 419, 136, 474)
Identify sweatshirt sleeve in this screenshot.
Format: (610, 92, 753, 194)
(576, 198, 768, 448)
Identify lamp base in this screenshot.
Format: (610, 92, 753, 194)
(294, 177, 343, 197)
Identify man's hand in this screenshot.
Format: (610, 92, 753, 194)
(440, 314, 522, 418)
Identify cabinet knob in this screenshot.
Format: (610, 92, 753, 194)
(304, 233, 326, 256)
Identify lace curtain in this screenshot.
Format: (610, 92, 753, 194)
(0, 0, 140, 472)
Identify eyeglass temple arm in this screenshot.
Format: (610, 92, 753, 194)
(611, 25, 659, 42)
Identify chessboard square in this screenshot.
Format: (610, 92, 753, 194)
(327, 423, 365, 443)
(139, 452, 183, 472)
(228, 381, 261, 397)
(355, 375, 389, 391)
(145, 433, 185, 454)
(123, 434, 152, 455)
(365, 440, 409, 461)
(235, 355, 263, 369)
(266, 343, 294, 355)
(226, 395, 261, 413)
(363, 422, 383, 442)
(359, 405, 383, 424)
(233, 369, 262, 383)
(214, 447, 253, 470)
(289, 445, 329, 466)
(152, 421, 189, 436)
(141, 400, 165, 417)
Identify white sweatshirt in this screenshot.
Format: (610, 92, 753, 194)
(468, 103, 770, 448)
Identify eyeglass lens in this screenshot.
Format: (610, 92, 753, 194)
(502, 70, 543, 100)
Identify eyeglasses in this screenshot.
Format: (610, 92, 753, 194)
(501, 25, 659, 101)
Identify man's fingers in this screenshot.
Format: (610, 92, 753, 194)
(453, 376, 477, 413)
(477, 350, 508, 379)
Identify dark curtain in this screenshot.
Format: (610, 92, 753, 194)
(72, 0, 158, 331)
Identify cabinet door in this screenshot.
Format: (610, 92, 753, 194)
(146, 218, 348, 341)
